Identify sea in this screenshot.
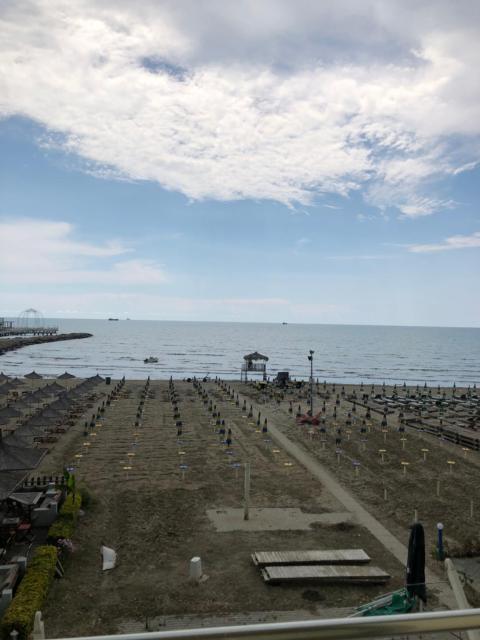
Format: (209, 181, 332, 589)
(1, 319, 479, 385)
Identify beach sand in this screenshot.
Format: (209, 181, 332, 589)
(29, 378, 479, 636)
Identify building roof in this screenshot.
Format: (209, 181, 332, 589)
(243, 352, 269, 361)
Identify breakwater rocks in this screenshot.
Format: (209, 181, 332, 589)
(0, 332, 93, 356)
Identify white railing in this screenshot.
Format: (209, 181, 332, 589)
(49, 608, 480, 640)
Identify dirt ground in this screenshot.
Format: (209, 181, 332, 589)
(40, 380, 406, 637)
(229, 380, 480, 559)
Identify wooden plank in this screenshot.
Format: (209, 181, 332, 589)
(252, 549, 370, 567)
(261, 564, 390, 585)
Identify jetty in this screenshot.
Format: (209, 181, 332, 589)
(0, 325, 59, 337)
(0, 332, 92, 356)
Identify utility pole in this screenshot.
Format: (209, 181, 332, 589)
(308, 350, 314, 416)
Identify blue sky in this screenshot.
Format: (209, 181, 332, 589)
(0, 1, 479, 326)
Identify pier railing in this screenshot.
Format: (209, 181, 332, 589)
(48, 608, 480, 640)
(0, 326, 58, 337)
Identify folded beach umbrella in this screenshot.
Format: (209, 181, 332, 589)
(57, 371, 76, 380)
(24, 371, 43, 380)
(406, 522, 427, 603)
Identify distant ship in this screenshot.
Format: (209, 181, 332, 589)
(108, 318, 119, 321)
(282, 322, 288, 325)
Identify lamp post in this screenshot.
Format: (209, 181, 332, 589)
(308, 350, 314, 416)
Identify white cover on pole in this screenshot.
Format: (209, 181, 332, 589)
(101, 545, 117, 571)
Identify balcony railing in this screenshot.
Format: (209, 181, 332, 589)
(50, 607, 480, 640)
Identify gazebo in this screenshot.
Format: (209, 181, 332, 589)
(241, 352, 269, 382)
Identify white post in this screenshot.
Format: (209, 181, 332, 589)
(33, 611, 45, 640)
(244, 462, 251, 521)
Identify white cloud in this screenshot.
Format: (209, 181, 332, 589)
(0, 219, 168, 284)
(0, 1, 479, 213)
(408, 231, 480, 253)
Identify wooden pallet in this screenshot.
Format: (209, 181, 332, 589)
(261, 564, 390, 584)
(252, 549, 370, 567)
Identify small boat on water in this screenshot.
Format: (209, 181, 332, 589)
(144, 357, 159, 364)
(108, 318, 119, 321)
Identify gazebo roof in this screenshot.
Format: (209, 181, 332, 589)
(243, 352, 269, 361)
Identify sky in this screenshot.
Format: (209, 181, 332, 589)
(0, 0, 479, 326)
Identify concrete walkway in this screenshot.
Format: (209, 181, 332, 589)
(233, 389, 456, 609)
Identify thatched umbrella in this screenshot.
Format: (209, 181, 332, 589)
(23, 414, 57, 427)
(57, 371, 76, 380)
(0, 406, 22, 421)
(10, 399, 32, 413)
(0, 469, 30, 501)
(0, 436, 45, 470)
(29, 388, 51, 401)
(0, 372, 10, 382)
(87, 374, 104, 383)
(39, 407, 64, 420)
(7, 425, 46, 444)
(44, 382, 65, 395)
(24, 371, 43, 380)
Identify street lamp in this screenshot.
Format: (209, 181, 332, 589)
(308, 350, 314, 416)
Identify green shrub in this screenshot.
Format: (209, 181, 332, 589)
(47, 515, 74, 540)
(60, 492, 82, 520)
(1, 546, 57, 640)
(78, 485, 93, 509)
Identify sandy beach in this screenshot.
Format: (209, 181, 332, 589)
(12, 376, 474, 637)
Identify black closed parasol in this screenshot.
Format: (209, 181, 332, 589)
(406, 522, 427, 603)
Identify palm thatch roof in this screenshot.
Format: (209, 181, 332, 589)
(44, 382, 65, 394)
(0, 373, 10, 382)
(0, 406, 22, 420)
(0, 470, 29, 501)
(57, 371, 76, 379)
(0, 438, 45, 471)
(243, 352, 269, 361)
(25, 371, 43, 380)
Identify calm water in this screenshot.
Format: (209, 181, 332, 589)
(1, 319, 479, 384)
